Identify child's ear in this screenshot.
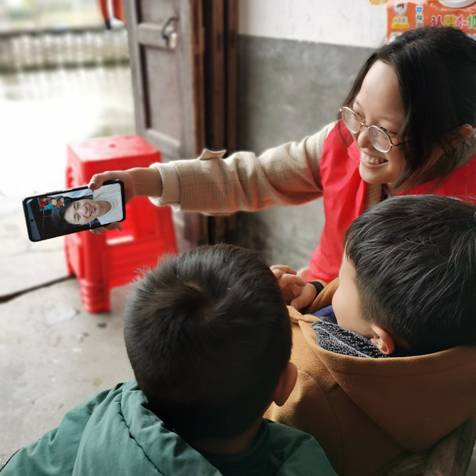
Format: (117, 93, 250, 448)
(273, 362, 297, 407)
(370, 324, 395, 355)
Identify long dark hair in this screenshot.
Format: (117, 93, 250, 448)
(50, 194, 98, 230)
(342, 27, 476, 189)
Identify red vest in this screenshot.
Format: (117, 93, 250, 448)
(308, 123, 476, 282)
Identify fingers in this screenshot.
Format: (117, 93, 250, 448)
(89, 222, 122, 234)
(271, 264, 299, 283)
(290, 284, 317, 310)
(290, 294, 309, 310)
(271, 264, 297, 275)
(279, 273, 306, 289)
(274, 271, 306, 305)
(89, 170, 136, 203)
(88, 171, 120, 190)
(105, 222, 122, 231)
(90, 227, 107, 235)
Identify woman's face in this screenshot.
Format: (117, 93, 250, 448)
(64, 199, 100, 225)
(352, 60, 407, 187)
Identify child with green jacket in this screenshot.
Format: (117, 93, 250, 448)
(1, 244, 336, 476)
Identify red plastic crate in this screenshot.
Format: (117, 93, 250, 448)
(65, 135, 177, 313)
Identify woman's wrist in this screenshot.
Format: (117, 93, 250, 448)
(129, 167, 163, 197)
(309, 281, 325, 297)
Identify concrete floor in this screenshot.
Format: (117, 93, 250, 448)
(0, 199, 134, 465)
(0, 66, 135, 466)
(0, 280, 133, 465)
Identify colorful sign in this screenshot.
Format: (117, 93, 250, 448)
(387, 0, 476, 40)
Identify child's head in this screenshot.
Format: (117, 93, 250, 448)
(124, 244, 296, 442)
(332, 195, 476, 355)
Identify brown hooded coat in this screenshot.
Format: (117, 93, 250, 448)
(266, 282, 476, 475)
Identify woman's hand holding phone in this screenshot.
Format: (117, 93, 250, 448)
(89, 170, 137, 202)
(88, 167, 163, 234)
(23, 180, 126, 241)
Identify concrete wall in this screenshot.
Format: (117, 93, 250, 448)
(238, 0, 387, 47)
(233, 1, 385, 269)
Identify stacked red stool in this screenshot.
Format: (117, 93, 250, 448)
(65, 135, 177, 313)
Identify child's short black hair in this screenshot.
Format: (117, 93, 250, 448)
(124, 244, 291, 440)
(345, 195, 476, 355)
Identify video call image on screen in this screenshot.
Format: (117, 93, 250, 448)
(24, 182, 125, 242)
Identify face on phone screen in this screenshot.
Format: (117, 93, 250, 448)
(23, 181, 126, 242)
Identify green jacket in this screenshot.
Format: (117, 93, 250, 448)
(1, 382, 336, 476)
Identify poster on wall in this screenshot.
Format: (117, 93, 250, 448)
(387, 0, 476, 41)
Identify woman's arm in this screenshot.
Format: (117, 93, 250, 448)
(90, 122, 335, 214)
(89, 168, 162, 202)
(155, 123, 334, 213)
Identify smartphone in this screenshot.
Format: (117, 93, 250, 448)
(23, 180, 126, 242)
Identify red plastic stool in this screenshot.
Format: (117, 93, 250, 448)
(65, 135, 177, 313)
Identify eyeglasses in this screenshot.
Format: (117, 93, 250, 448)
(340, 106, 405, 154)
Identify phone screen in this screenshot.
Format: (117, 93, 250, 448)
(23, 180, 126, 242)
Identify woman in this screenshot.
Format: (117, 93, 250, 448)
(52, 186, 123, 231)
(62, 196, 112, 226)
(64, 186, 123, 227)
(89, 27, 476, 285)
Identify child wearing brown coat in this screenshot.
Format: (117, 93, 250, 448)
(269, 195, 476, 475)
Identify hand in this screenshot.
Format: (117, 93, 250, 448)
(87, 170, 135, 234)
(289, 283, 317, 311)
(88, 170, 137, 203)
(271, 264, 298, 280)
(87, 167, 164, 234)
(90, 222, 122, 234)
(270, 264, 318, 310)
(271, 264, 306, 305)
